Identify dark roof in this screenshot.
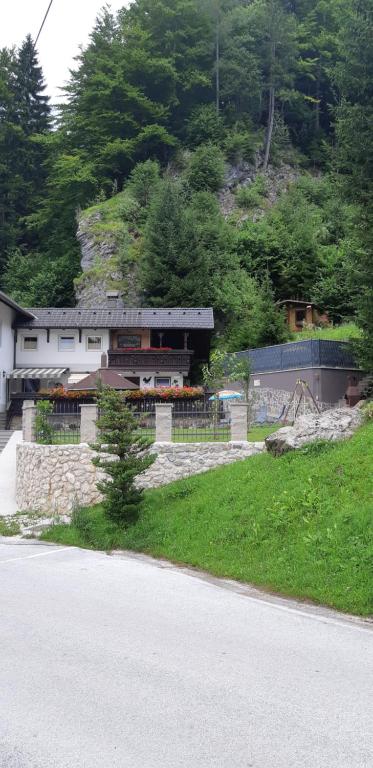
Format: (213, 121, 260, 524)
(0, 291, 35, 320)
(68, 369, 138, 391)
(277, 300, 316, 307)
(15, 307, 214, 330)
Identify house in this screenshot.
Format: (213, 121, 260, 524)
(0, 297, 213, 416)
(0, 291, 35, 415)
(278, 300, 330, 332)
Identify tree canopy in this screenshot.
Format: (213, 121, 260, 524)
(0, 0, 372, 361)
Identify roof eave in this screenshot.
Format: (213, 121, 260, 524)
(0, 291, 35, 320)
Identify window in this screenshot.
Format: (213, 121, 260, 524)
(295, 310, 306, 324)
(155, 377, 171, 387)
(0, 322, 2, 347)
(86, 335, 102, 351)
(23, 336, 38, 350)
(58, 336, 75, 351)
(117, 334, 141, 348)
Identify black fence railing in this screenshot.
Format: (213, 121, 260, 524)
(35, 400, 81, 444)
(235, 339, 358, 373)
(171, 400, 231, 442)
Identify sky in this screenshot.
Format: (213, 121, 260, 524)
(1, 0, 129, 102)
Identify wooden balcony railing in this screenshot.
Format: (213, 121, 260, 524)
(107, 349, 194, 371)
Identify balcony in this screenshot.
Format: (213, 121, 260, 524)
(107, 349, 194, 372)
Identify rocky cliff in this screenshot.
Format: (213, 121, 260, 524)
(75, 193, 143, 308)
(74, 161, 300, 308)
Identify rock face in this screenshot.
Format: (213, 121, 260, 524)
(75, 209, 142, 308)
(265, 408, 363, 456)
(219, 159, 300, 219)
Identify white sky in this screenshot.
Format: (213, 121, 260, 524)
(1, 0, 129, 102)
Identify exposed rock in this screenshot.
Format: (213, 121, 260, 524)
(265, 408, 363, 456)
(75, 209, 143, 308)
(74, 159, 302, 306)
(219, 159, 301, 220)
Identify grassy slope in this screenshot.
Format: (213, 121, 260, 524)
(42, 423, 373, 616)
(291, 322, 361, 342)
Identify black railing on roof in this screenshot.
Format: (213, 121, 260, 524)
(235, 339, 358, 373)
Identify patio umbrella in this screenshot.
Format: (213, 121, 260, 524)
(209, 390, 243, 401)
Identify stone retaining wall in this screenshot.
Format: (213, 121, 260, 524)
(16, 440, 265, 514)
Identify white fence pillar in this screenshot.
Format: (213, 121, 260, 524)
(80, 404, 98, 443)
(230, 402, 249, 442)
(22, 402, 36, 442)
(155, 403, 173, 442)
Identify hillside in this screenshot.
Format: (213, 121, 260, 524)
(44, 422, 373, 616)
(74, 158, 299, 308)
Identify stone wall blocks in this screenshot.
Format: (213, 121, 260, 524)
(16, 441, 266, 514)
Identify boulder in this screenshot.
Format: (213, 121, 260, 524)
(265, 408, 363, 456)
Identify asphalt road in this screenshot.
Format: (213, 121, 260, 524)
(1, 539, 372, 768)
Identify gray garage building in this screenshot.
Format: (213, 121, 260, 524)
(236, 339, 362, 405)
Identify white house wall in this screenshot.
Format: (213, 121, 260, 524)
(0, 302, 15, 412)
(16, 329, 111, 373)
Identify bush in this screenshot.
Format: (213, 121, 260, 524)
(235, 174, 267, 209)
(362, 401, 373, 422)
(35, 400, 54, 444)
(186, 143, 225, 193)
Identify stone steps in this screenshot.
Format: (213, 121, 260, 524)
(0, 430, 14, 453)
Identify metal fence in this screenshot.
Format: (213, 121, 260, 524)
(130, 401, 156, 441)
(171, 399, 231, 442)
(35, 400, 81, 444)
(236, 339, 358, 373)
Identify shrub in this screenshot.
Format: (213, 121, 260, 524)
(92, 388, 156, 527)
(362, 401, 373, 422)
(235, 174, 267, 209)
(35, 400, 54, 444)
(0, 518, 21, 536)
(224, 130, 256, 164)
(127, 160, 161, 209)
(186, 143, 225, 193)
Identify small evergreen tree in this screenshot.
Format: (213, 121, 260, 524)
(186, 143, 225, 192)
(92, 389, 156, 526)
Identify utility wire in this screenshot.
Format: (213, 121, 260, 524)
(34, 0, 55, 50)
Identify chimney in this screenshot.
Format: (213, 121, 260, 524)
(106, 290, 120, 308)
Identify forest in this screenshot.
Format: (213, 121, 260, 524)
(0, 0, 372, 365)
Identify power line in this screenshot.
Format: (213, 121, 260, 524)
(34, 0, 55, 50)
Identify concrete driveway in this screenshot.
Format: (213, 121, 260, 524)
(1, 540, 372, 768)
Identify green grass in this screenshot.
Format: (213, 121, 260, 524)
(247, 424, 281, 441)
(0, 518, 21, 536)
(42, 423, 373, 616)
(291, 322, 361, 342)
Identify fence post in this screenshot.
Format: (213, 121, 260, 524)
(22, 401, 36, 442)
(155, 403, 173, 442)
(80, 404, 98, 443)
(230, 402, 249, 442)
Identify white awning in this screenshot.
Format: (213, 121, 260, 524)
(8, 368, 68, 379)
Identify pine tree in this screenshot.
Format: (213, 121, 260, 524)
(14, 34, 50, 134)
(0, 37, 50, 271)
(92, 388, 155, 526)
